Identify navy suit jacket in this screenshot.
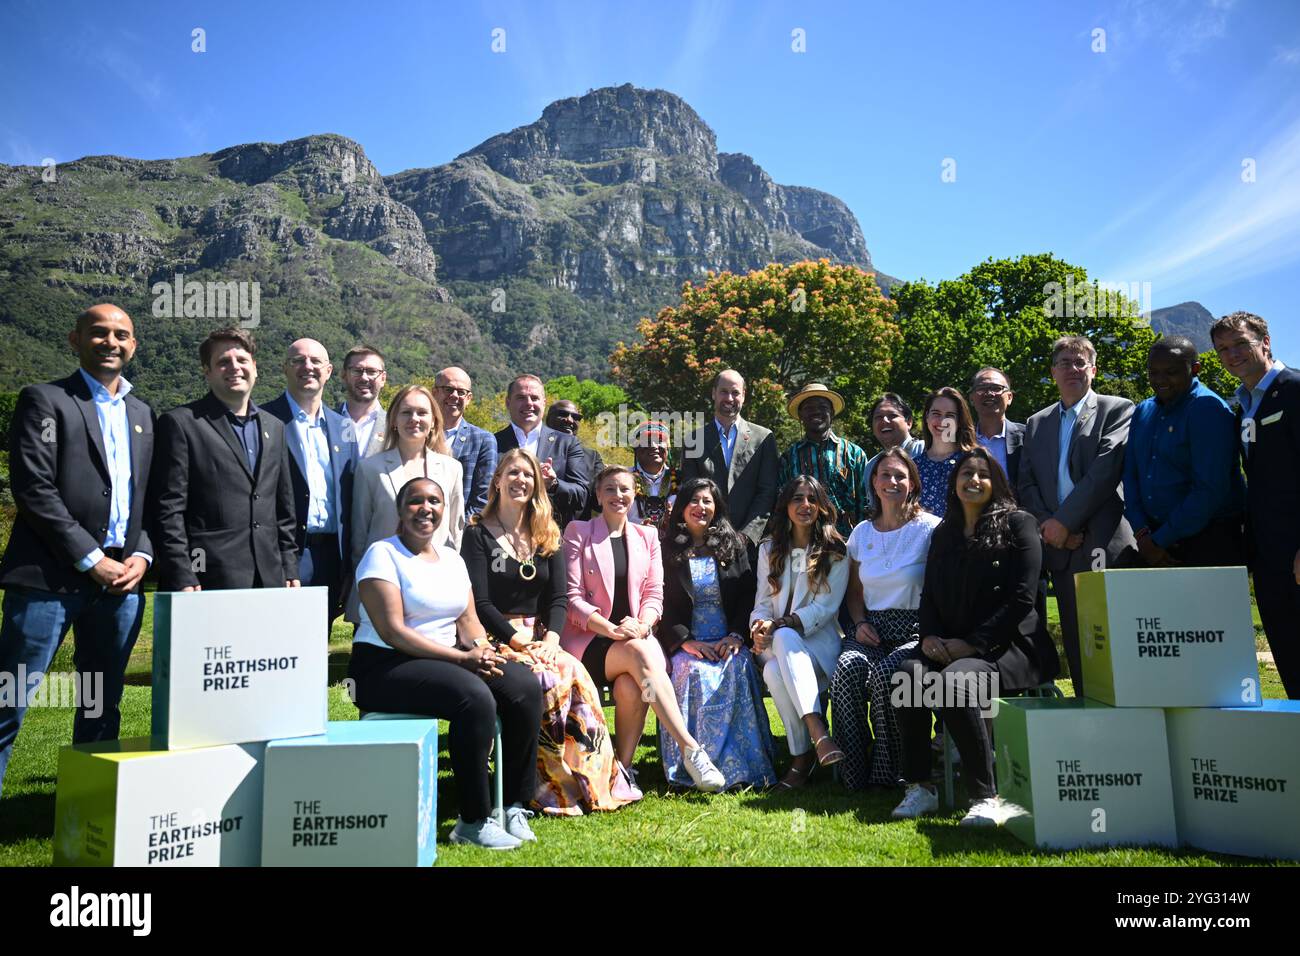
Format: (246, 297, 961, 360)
(448, 421, 497, 515)
(495, 424, 589, 527)
(0, 371, 154, 593)
(1237, 367, 1300, 572)
(262, 393, 355, 562)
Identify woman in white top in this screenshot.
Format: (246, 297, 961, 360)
(829, 447, 941, 789)
(751, 476, 850, 789)
(348, 476, 543, 851)
(347, 384, 465, 622)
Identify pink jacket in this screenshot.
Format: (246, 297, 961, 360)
(560, 517, 664, 662)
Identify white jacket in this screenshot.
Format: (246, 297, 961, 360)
(750, 540, 849, 676)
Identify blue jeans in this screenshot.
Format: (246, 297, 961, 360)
(0, 585, 144, 794)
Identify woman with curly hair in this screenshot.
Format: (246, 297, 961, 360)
(829, 448, 942, 790)
(461, 449, 640, 818)
(750, 476, 850, 789)
(658, 477, 775, 789)
(890, 447, 1060, 825)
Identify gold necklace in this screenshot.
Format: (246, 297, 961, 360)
(493, 519, 536, 581)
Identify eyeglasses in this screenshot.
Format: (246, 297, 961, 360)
(972, 384, 1009, 395)
(553, 411, 582, 422)
(437, 386, 471, 398)
(288, 357, 328, 368)
(346, 366, 386, 379)
(1052, 358, 1093, 371)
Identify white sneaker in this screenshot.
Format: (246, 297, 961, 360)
(890, 783, 939, 820)
(449, 816, 523, 850)
(960, 796, 1004, 827)
(684, 746, 726, 793)
(504, 804, 537, 842)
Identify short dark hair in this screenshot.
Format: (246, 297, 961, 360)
(970, 366, 1012, 392)
(870, 392, 913, 424)
(1051, 335, 1096, 366)
(343, 345, 385, 371)
(1210, 312, 1271, 358)
(200, 327, 256, 368)
(1150, 335, 1198, 367)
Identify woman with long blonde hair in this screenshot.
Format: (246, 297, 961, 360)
(348, 384, 465, 623)
(461, 449, 639, 815)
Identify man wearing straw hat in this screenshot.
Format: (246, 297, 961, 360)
(780, 383, 870, 537)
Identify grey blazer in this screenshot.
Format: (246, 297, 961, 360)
(1017, 391, 1135, 572)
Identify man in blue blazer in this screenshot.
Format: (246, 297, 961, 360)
(0, 304, 154, 792)
(1212, 311, 1300, 698)
(494, 374, 589, 527)
(263, 339, 355, 621)
(435, 366, 496, 516)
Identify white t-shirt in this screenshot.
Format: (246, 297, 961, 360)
(846, 512, 941, 611)
(353, 537, 470, 649)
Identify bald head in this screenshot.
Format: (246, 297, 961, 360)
(284, 338, 332, 407)
(434, 366, 473, 426)
(711, 369, 746, 425)
(69, 303, 136, 388)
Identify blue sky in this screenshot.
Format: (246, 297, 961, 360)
(3, 0, 1298, 356)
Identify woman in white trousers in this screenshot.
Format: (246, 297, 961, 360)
(750, 476, 850, 789)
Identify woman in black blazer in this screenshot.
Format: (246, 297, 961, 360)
(656, 477, 774, 789)
(890, 448, 1059, 826)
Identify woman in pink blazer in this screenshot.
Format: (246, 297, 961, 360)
(563, 465, 725, 794)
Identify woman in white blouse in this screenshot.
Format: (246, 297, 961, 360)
(347, 384, 465, 623)
(750, 476, 850, 789)
(829, 447, 941, 790)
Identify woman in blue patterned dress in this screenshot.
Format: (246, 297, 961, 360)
(914, 386, 977, 518)
(657, 478, 775, 789)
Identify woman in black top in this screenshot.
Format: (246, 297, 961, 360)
(889, 447, 1059, 826)
(462, 449, 640, 815)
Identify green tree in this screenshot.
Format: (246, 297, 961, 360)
(611, 259, 899, 445)
(889, 254, 1158, 419)
(543, 376, 632, 419)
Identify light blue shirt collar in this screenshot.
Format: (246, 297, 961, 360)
(79, 367, 132, 402)
(1235, 361, 1285, 420)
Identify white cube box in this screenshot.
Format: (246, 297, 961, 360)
(995, 698, 1178, 850)
(1165, 701, 1300, 860)
(1075, 568, 1261, 708)
(53, 737, 264, 866)
(261, 720, 439, 867)
(152, 587, 329, 749)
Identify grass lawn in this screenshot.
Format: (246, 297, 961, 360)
(1, 593, 1292, 868)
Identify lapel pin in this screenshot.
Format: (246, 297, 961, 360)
(333, 445, 340, 453)
(263, 431, 270, 440)
(134, 424, 142, 433)
(1272, 390, 1279, 398)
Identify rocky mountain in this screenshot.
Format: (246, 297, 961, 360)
(0, 84, 888, 403)
(1150, 301, 1215, 354)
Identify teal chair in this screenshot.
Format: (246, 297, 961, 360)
(360, 711, 505, 825)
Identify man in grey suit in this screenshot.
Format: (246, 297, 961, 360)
(678, 369, 779, 555)
(1018, 335, 1134, 697)
(969, 366, 1025, 486)
(337, 345, 388, 460)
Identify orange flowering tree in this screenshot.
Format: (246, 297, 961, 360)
(610, 260, 900, 444)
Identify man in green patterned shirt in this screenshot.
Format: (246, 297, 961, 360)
(779, 384, 869, 537)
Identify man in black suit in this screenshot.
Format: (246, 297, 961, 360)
(263, 338, 354, 621)
(1212, 311, 1300, 697)
(150, 328, 300, 592)
(1018, 336, 1134, 697)
(0, 304, 154, 792)
(494, 375, 589, 527)
(678, 369, 779, 553)
(546, 399, 604, 519)
(969, 366, 1025, 487)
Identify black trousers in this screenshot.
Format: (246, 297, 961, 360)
(1251, 569, 1300, 699)
(349, 643, 543, 822)
(894, 646, 1034, 801)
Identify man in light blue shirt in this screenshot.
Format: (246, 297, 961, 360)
(969, 367, 1025, 487)
(0, 304, 155, 792)
(264, 339, 354, 621)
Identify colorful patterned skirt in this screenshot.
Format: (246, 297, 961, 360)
(496, 622, 641, 815)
